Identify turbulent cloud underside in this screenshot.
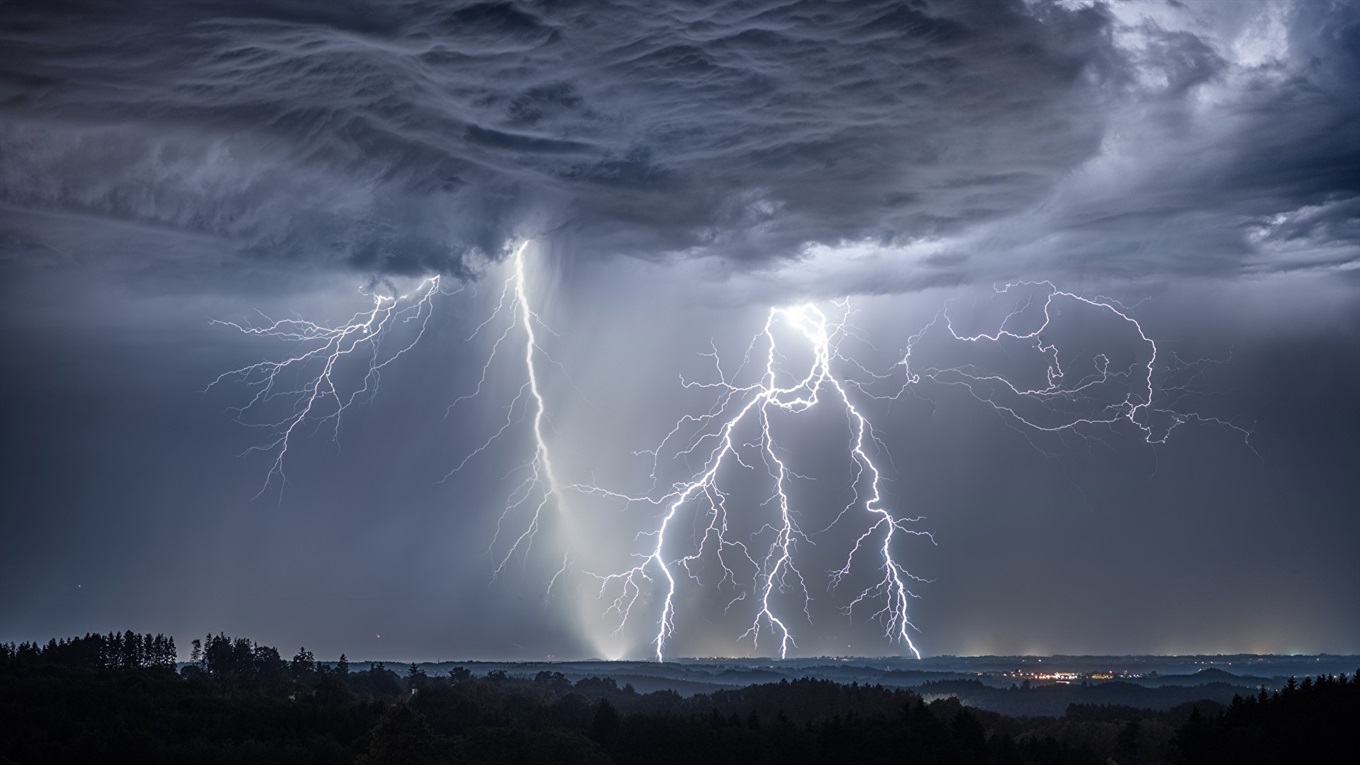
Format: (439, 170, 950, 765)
(0, 1, 1356, 284)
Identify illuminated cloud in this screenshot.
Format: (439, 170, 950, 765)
(3, 1, 1355, 289)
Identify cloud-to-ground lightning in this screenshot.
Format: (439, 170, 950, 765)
(443, 241, 574, 576)
(577, 302, 933, 661)
(211, 259, 1250, 662)
(576, 282, 1251, 661)
(210, 240, 573, 573)
(207, 276, 446, 497)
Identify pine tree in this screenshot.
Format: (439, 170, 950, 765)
(291, 647, 316, 679)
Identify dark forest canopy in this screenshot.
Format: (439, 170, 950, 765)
(3, 632, 1358, 764)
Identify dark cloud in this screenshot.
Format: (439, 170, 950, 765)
(2, 0, 1118, 275)
(1012, 1, 1360, 282)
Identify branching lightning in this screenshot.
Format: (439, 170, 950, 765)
(576, 303, 933, 661)
(211, 255, 1251, 662)
(890, 281, 1254, 450)
(207, 276, 446, 498)
(573, 281, 1251, 661)
(210, 241, 572, 572)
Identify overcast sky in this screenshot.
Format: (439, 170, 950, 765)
(2, 0, 1357, 661)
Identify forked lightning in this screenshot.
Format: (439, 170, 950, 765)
(577, 303, 932, 661)
(211, 246, 1250, 660)
(207, 276, 444, 497)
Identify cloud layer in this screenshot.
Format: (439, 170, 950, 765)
(3, 0, 1130, 277)
(6, 1, 1355, 286)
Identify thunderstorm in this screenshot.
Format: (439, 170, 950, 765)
(211, 243, 1251, 661)
(8, 10, 1358, 747)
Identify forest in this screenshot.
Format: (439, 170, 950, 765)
(2, 633, 1356, 764)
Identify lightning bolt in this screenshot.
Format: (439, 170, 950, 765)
(577, 302, 932, 661)
(206, 276, 446, 498)
(443, 241, 573, 575)
(211, 259, 1250, 662)
(892, 281, 1255, 449)
(577, 282, 1250, 662)
(211, 240, 573, 574)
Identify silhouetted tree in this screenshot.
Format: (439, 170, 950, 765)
(408, 662, 429, 691)
(291, 646, 315, 679)
(589, 699, 620, 742)
(362, 661, 403, 699)
(358, 705, 455, 765)
(1116, 718, 1141, 760)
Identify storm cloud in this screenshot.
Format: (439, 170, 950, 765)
(0, 0, 1132, 277)
(4, 1, 1357, 287)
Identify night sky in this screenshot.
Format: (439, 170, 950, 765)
(2, 0, 1357, 662)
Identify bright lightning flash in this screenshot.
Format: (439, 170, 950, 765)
(576, 282, 1251, 662)
(211, 260, 1251, 663)
(207, 276, 446, 497)
(444, 241, 573, 576)
(210, 241, 573, 573)
(578, 302, 932, 661)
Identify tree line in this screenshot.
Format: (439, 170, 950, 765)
(1, 630, 176, 670)
(2, 630, 1356, 764)
(1174, 671, 1360, 764)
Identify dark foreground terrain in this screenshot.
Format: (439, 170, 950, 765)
(2, 633, 1357, 764)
